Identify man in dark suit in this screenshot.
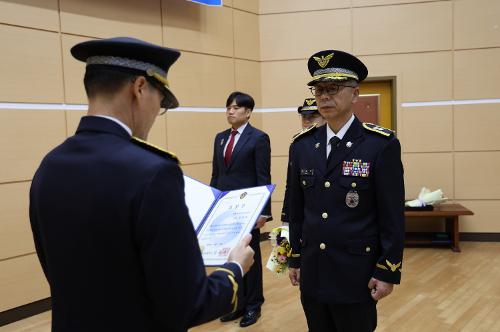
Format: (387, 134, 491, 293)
(288, 50, 405, 331)
(29, 37, 254, 332)
(281, 98, 325, 224)
(211, 91, 272, 327)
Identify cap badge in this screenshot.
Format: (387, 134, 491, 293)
(313, 53, 334, 68)
(306, 99, 315, 106)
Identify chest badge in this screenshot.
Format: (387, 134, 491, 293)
(346, 190, 359, 208)
(315, 142, 320, 149)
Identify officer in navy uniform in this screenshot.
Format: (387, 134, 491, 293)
(288, 50, 405, 331)
(29, 37, 254, 332)
(281, 98, 325, 224)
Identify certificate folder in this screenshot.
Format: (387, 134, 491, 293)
(183, 176, 275, 266)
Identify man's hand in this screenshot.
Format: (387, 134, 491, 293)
(228, 234, 254, 275)
(289, 268, 300, 286)
(254, 216, 267, 229)
(368, 278, 394, 301)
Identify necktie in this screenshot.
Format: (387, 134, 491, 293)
(224, 130, 238, 166)
(327, 136, 341, 166)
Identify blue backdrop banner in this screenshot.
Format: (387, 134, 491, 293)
(188, 0, 222, 6)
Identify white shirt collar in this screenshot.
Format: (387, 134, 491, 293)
(231, 121, 248, 135)
(92, 115, 132, 136)
(326, 114, 355, 144)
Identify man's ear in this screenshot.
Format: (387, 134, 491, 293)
(131, 76, 148, 99)
(351, 87, 360, 103)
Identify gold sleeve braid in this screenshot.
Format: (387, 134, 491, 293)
(216, 268, 239, 313)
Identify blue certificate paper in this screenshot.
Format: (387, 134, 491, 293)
(183, 176, 275, 266)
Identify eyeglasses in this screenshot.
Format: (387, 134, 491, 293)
(309, 84, 355, 97)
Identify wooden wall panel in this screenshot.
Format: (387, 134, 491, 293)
(455, 152, 500, 199)
(166, 112, 227, 164)
(232, 0, 259, 14)
(0, 110, 66, 183)
(0, 254, 50, 312)
(402, 106, 452, 152)
(454, 104, 500, 152)
(168, 52, 235, 107)
(260, 9, 351, 61)
(259, 0, 350, 14)
(402, 153, 454, 200)
(0, 0, 59, 31)
(234, 60, 262, 107)
(61, 34, 93, 104)
(163, 0, 234, 57)
(353, 2, 452, 54)
(60, 0, 162, 43)
(454, 48, 500, 100)
(454, 0, 500, 49)
(233, 10, 260, 61)
(0, 182, 34, 260)
(0, 26, 63, 103)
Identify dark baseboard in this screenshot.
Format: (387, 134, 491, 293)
(460, 232, 500, 242)
(0, 298, 51, 327)
(260, 231, 270, 242)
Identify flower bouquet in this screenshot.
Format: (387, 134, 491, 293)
(265, 226, 291, 275)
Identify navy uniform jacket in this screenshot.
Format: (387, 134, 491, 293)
(210, 123, 272, 217)
(288, 117, 405, 304)
(29, 116, 242, 332)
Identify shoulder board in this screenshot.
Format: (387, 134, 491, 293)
(131, 137, 180, 164)
(362, 123, 394, 138)
(291, 123, 317, 143)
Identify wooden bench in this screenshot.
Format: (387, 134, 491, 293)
(404, 203, 473, 252)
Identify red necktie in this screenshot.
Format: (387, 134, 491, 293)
(224, 130, 238, 166)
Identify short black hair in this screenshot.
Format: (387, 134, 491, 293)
(83, 67, 138, 99)
(226, 91, 255, 111)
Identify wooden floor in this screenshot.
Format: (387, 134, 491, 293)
(2, 241, 500, 332)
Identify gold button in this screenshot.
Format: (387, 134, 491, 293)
(302, 180, 307, 186)
(322, 212, 328, 219)
(320, 243, 326, 250)
(365, 246, 371, 253)
(324, 181, 331, 188)
(351, 182, 357, 188)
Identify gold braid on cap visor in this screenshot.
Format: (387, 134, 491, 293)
(312, 67, 359, 81)
(86, 55, 170, 87)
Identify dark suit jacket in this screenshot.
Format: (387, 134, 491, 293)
(210, 122, 272, 217)
(288, 117, 405, 304)
(29, 116, 242, 332)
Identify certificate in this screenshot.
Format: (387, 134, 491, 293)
(183, 176, 275, 266)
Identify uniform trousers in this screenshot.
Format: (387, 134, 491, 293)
(300, 292, 377, 332)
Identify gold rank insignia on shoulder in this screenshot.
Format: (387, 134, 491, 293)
(313, 53, 334, 68)
(362, 123, 394, 137)
(291, 123, 318, 143)
(131, 137, 180, 164)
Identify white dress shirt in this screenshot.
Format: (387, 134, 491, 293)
(93, 115, 132, 136)
(223, 122, 248, 156)
(326, 114, 355, 158)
